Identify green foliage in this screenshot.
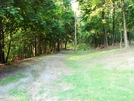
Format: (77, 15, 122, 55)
(77, 0, 133, 47)
(2, 0, 134, 63)
(126, 3, 134, 30)
(77, 43, 92, 51)
(0, 0, 74, 62)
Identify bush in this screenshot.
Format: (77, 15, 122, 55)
(77, 43, 92, 51)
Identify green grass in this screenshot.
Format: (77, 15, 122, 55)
(66, 49, 118, 69)
(58, 49, 134, 101)
(8, 87, 30, 101)
(0, 73, 27, 86)
(38, 84, 46, 95)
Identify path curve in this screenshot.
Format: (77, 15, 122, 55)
(0, 52, 73, 101)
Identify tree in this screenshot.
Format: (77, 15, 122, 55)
(0, 17, 5, 63)
(121, 0, 129, 48)
(0, 0, 14, 63)
(77, 0, 133, 49)
(112, 0, 115, 45)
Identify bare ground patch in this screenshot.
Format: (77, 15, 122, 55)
(0, 52, 73, 101)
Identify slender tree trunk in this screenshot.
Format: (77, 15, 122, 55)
(0, 18, 5, 63)
(34, 36, 37, 56)
(37, 35, 41, 55)
(120, 31, 123, 49)
(74, 12, 77, 51)
(121, 0, 129, 48)
(57, 38, 60, 51)
(79, 22, 82, 44)
(93, 34, 95, 47)
(5, 33, 12, 63)
(112, 0, 115, 45)
(102, 10, 108, 48)
(30, 45, 33, 57)
(65, 40, 67, 49)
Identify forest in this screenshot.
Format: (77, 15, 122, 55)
(1, 0, 134, 100)
(0, 0, 134, 63)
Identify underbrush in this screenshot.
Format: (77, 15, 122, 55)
(77, 43, 92, 51)
(66, 43, 93, 51)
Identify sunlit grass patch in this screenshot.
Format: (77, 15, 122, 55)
(8, 88, 30, 101)
(65, 49, 116, 69)
(0, 73, 27, 86)
(58, 65, 134, 101)
(38, 84, 46, 95)
(58, 49, 134, 101)
(67, 49, 119, 61)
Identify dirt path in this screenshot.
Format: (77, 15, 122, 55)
(1, 48, 134, 101)
(0, 52, 73, 101)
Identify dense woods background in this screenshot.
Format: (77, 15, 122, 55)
(0, 0, 134, 63)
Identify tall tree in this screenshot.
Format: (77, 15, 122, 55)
(102, 2, 108, 48)
(0, 17, 5, 63)
(121, 0, 129, 48)
(112, 0, 115, 45)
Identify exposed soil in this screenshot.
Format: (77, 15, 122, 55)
(0, 51, 73, 101)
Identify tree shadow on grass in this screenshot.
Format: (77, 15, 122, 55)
(0, 59, 37, 80)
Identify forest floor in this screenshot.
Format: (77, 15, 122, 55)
(0, 46, 134, 101)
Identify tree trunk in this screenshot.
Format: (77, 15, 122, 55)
(34, 36, 37, 56)
(37, 35, 41, 55)
(74, 12, 77, 51)
(0, 18, 5, 63)
(5, 33, 12, 63)
(65, 40, 67, 49)
(57, 38, 60, 51)
(120, 31, 123, 49)
(102, 10, 108, 48)
(112, 0, 115, 45)
(79, 22, 82, 44)
(121, 0, 129, 48)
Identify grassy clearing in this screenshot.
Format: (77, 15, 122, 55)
(0, 73, 27, 86)
(58, 49, 134, 101)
